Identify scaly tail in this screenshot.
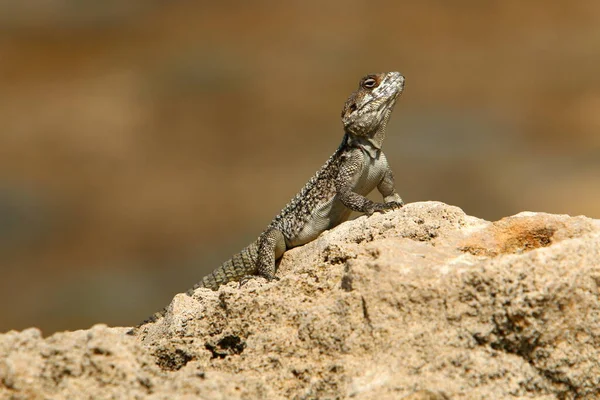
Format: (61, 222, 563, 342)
(127, 241, 260, 335)
(186, 241, 259, 292)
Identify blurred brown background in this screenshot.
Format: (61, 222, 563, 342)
(1, 1, 599, 334)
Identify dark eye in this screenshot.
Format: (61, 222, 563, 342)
(362, 78, 377, 89)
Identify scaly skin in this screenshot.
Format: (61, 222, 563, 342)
(132, 72, 405, 330)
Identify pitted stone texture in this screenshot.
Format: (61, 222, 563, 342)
(2, 202, 599, 399)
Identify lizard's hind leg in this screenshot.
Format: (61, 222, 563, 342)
(257, 228, 287, 280)
(239, 228, 286, 287)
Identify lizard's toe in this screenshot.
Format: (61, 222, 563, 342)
(238, 275, 255, 288)
(388, 200, 404, 209)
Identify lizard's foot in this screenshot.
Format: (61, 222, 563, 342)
(386, 200, 404, 208)
(365, 201, 403, 216)
(384, 194, 404, 206)
(238, 275, 255, 288)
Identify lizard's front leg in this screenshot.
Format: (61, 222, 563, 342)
(378, 167, 404, 206)
(336, 149, 402, 215)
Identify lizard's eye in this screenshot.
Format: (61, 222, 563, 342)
(362, 78, 377, 89)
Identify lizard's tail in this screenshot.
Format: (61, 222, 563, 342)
(127, 241, 259, 335)
(185, 241, 259, 292)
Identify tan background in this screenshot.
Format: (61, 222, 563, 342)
(1, 1, 599, 334)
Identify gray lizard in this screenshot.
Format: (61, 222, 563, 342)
(132, 71, 405, 330)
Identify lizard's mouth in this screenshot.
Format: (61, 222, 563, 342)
(379, 89, 401, 110)
(395, 80, 405, 96)
(384, 81, 404, 104)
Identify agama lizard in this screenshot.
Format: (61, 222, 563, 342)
(133, 71, 405, 330)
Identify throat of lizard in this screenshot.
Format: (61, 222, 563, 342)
(346, 135, 381, 158)
(345, 105, 393, 158)
(346, 117, 389, 159)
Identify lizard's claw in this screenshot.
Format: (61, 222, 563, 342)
(386, 200, 404, 209)
(238, 275, 255, 288)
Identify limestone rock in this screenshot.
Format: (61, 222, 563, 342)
(1, 202, 599, 399)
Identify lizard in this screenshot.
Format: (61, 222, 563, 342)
(130, 71, 406, 332)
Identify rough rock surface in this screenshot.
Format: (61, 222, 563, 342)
(1, 202, 599, 399)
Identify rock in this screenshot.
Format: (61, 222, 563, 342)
(1, 201, 599, 399)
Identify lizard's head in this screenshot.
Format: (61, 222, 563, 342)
(341, 72, 404, 138)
